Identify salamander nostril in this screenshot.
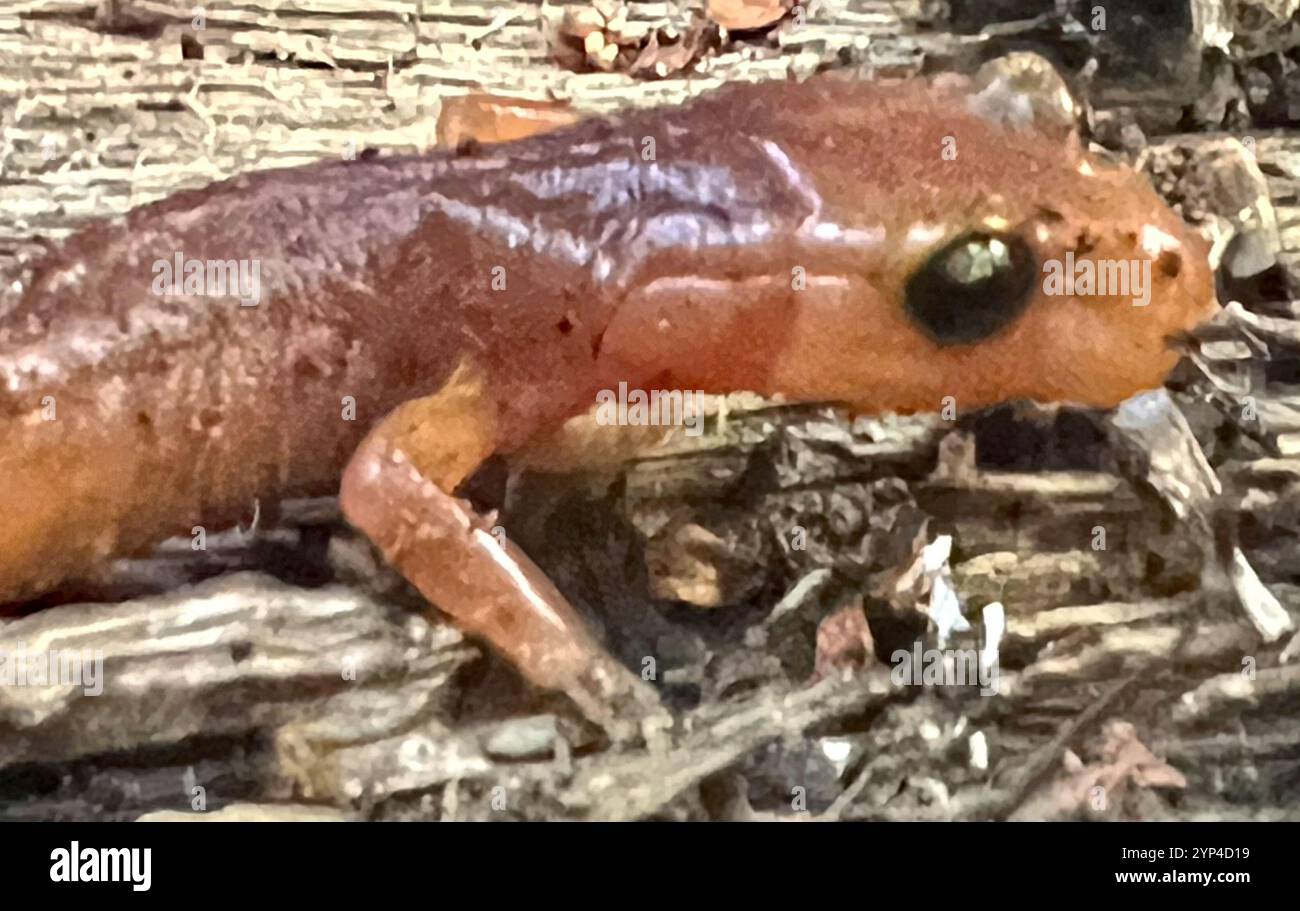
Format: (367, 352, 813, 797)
(904, 231, 1037, 346)
(1157, 249, 1182, 278)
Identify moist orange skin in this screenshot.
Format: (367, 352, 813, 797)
(0, 77, 1217, 605)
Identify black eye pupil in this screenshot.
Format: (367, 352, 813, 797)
(904, 231, 1036, 346)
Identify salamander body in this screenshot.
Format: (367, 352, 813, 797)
(0, 78, 1217, 730)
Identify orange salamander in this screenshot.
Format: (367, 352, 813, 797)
(0, 77, 1218, 738)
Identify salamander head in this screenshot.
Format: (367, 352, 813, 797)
(753, 78, 1219, 415)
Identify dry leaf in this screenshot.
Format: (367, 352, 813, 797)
(813, 599, 875, 679)
(1010, 720, 1187, 821)
(557, 3, 713, 77)
(626, 15, 715, 79)
(437, 95, 580, 148)
(707, 0, 793, 32)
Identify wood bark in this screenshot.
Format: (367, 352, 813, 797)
(1, 0, 1299, 820)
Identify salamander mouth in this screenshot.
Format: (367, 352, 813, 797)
(1164, 329, 1197, 352)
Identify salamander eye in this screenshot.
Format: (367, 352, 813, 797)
(904, 231, 1037, 346)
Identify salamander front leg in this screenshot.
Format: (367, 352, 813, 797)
(338, 366, 666, 744)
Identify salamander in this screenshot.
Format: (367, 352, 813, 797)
(0, 77, 1218, 738)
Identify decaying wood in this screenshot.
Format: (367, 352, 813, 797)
(2, 0, 1300, 820)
